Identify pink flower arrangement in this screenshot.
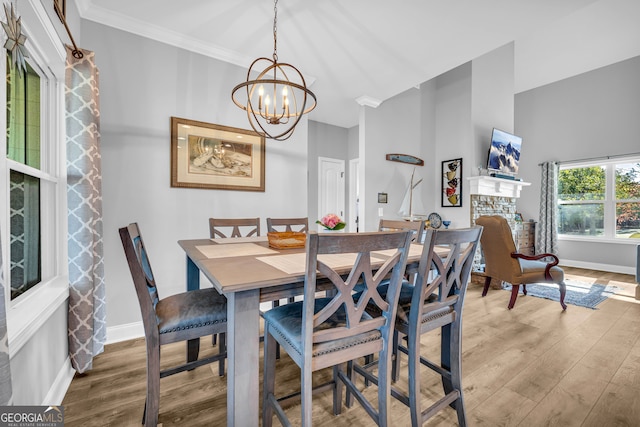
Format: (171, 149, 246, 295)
(316, 213, 346, 230)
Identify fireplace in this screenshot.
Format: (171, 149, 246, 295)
(468, 176, 531, 271)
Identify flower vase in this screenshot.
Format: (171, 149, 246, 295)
(318, 227, 345, 233)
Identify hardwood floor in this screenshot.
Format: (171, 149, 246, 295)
(62, 267, 640, 426)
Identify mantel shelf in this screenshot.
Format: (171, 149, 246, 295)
(467, 176, 531, 198)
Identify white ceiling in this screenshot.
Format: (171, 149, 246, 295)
(77, 0, 640, 129)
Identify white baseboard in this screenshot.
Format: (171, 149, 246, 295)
(43, 357, 75, 405)
(106, 321, 144, 345)
(560, 259, 636, 276)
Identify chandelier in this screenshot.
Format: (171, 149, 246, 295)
(231, 0, 317, 141)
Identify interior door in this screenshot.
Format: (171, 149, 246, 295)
(318, 157, 345, 231)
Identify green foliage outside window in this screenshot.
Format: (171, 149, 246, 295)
(558, 163, 640, 239)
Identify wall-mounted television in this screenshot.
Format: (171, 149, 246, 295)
(487, 128, 522, 175)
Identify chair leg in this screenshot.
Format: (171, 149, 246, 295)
(377, 345, 392, 427)
(218, 332, 226, 376)
(144, 345, 161, 427)
(262, 325, 277, 427)
(187, 338, 200, 365)
(345, 360, 355, 408)
(408, 327, 422, 427)
(392, 330, 401, 383)
(333, 364, 343, 415)
(508, 284, 520, 309)
(522, 284, 528, 295)
(558, 281, 568, 310)
(447, 322, 467, 426)
(482, 276, 492, 296)
(301, 361, 313, 427)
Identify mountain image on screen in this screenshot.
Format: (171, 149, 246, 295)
(487, 129, 522, 174)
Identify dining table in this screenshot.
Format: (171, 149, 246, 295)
(178, 234, 429, 427)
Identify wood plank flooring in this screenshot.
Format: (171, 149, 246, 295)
(62, 267, 640, 426)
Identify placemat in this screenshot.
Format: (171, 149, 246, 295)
(257, 252, 388, 275)
(210, 236, 269, 244)
(196, 242, 277, 259)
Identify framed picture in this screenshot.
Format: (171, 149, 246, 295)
(170, 117, 265, 191)
(441, 158, 462, 207)
(514, 212, 524, 222)
(378, 193, 388, 203)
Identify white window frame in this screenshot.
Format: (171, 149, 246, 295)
(1, 0, 68, 356)
(558, 156, 640, 245)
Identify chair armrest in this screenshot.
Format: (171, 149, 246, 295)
(511, 252, 559, 281)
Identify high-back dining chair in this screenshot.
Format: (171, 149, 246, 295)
(266, 217, 309, 233)
(262, 230, 414, 427)
(379, 218, 425, 243)
(209, 217, 260, 238)
(349, 226, 482, 426)
(119, 223, 227, 427)
(476, 215, 567, 310)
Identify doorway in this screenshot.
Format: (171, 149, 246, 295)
(318, 157, 345, 231)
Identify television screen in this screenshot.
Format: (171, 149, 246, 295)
(487, 128, 522, 175)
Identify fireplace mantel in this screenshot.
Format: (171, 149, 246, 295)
(467, 176, 531, 198)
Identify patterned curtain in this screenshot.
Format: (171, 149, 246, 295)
(537, 161, 559, 254)
(66, 47, 106, 373)
(0, 228, 13, 404)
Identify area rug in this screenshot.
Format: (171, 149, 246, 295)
(503, 280, 618, 309)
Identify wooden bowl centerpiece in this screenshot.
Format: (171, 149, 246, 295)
(267, 231, 306, 249)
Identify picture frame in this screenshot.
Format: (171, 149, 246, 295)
(170, 117, 265, 191)
(514, 212, 524, 222)
(441, 158, 462, 207)
(378, 192, 388, 203)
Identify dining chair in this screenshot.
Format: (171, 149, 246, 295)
(209, 217, 260, 238)
(476, 215, 567, 310)
(266, 217, 309, 233)
(119, 223, 227, 427)
(262, 230, 414, 427)
(379, 218, 425, 243)
(208, 217, 260, 347)
(348, 226, 482, 426)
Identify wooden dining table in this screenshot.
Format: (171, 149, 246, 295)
(178, 235, 427, 427)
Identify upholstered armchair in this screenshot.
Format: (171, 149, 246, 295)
(476, 215, 567, 310)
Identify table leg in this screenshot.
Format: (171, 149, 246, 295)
(227, 289, 260, 427)
(186, 256, 200, 362)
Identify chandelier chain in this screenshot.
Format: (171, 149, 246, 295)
(272, 0, 278, 62)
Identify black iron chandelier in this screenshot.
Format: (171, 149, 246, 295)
(231, 0, 317, 141)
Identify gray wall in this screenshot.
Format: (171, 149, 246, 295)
(361, 87, 425, 231)
(516, 56, 640, 271)
(307, 121, 349, 225)
(82, 20, 310, 330)
(357, 43, 515, 231)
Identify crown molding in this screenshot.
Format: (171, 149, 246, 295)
(73, 0, 317, 85)
(75, 0, 251, 68)
(355, 96, 383, 108)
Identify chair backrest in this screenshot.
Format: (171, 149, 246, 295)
(302, 231, 413, 349)
(407, 227, 483, 328)
(266, 217, 309, 233)
(119, 223, 160, 338)
(209, 217, 260, 238)
(475, 215, 520, 283)
(378, 218, 425, 243)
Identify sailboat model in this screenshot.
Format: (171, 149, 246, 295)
(398, 168, 423, 220)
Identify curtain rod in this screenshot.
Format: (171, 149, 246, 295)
(538, 152, 640, 166)
(55, 4, 83, 59)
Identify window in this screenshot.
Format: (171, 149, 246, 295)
(2, 0, 68, 356)
(558, 159, 640, 240)
(7, 57, 43, 299)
